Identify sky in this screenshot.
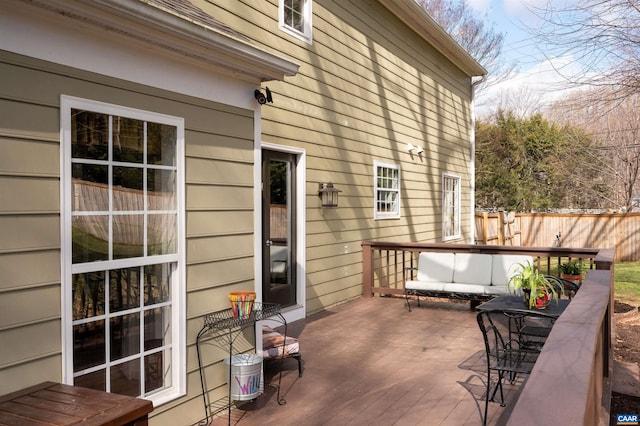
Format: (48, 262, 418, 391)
(466, 0, 583, 117)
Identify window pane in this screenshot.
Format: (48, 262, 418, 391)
(113, 214, 144, 259)
(72, 109, 108, 160)
(73, 320, 105, 372)
(74, 369, 106, 392)
(112, 116, 143, 163)
(110, 268, 141, 312)
(110, 313, 140, 360)
(111, 359, 141, 397)
(145, 349, 170, 393)
(72, 215, 109, 263)
(113, 166, 144, 193)
(147, 169, 176, 210)
(144, 264, 171, 306)
(147, 122, 176, 166)
(284, 0, 304, 31)
(144, 307, 171, 350)
(148, 214, 176, 256)
(72, 164, 109, 211)
(73, 272, 105, 320)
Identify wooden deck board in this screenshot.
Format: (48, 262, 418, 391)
(208, 297, 518, 425)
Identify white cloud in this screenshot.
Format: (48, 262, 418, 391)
(476, 55, 587, 117)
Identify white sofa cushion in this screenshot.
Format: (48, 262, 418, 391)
(405, 280, 445, 292)
(416, 252, 455, 283)
(442, 282, 487, 294)
(452, 253, 493, 285)
(491, 255, 534, 287)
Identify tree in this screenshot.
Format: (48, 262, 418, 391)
(475, 111, 602, 211)
(530, 0, 640, 107)
(547, 91, 640, 211)
(417, 0, 514, 94)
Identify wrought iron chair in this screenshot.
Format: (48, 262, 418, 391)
(544, 274, 580, 299)
(476, 311, 540, 425)
(502, 310, 555, 353)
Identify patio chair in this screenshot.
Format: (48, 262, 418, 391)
(544, 275, 580, 299)
(476, 311, 540, 426)
(502, 311, 554, 353)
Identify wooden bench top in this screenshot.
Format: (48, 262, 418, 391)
(0, 381, 153, 426)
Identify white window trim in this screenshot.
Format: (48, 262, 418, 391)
(279, 0, 313, 44)
(60, 95, 186, 406)
(374, 160, 401, 220)
(442, 173, 461, 241)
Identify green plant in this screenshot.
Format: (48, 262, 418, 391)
(508, 260, 559, 308)
(559, 260, 583, 275)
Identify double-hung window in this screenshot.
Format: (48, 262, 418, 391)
(374, 161, 401, 219)
(279, 0, 313, 44)
(442, 174, 461, 240)
(61, 96, 185, 405)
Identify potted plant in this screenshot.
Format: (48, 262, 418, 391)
(508, 260, 560, 309)
(559, 260, 583, 285)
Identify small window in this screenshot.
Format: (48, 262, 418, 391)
(443, 174, 461, 240)
(279, 0, 312, 44)
(374, 161, 401, 219)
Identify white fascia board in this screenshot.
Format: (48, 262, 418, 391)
(19, 0, 300, 83)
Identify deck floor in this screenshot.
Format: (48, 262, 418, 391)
(208, 297, 521, 426)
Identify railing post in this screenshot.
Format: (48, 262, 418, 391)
(362, 241, 373, 297)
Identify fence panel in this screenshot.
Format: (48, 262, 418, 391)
(476, 212, 640, 261)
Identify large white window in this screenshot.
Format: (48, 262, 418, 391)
(374, 161, 401, 219)
(443, 174, 461, 240)
(279, 0, 313, 44)
(61, 96, 185, 405)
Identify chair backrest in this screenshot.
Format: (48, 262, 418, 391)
(476, 311, 508, 361)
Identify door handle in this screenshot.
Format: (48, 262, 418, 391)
(266, 240, 273, 246)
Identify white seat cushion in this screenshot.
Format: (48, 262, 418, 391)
(442, 282, 486, 294)
(485, 284, 511, 295)
(416, 252, 455, 283)
(452, 253, 492, 285)
(491, 255, 534, 286)
(405, 280, 445, 292)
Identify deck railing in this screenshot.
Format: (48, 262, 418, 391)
(361, 241, 615, 425)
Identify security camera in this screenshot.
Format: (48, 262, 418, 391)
(254, 90, 267, 105)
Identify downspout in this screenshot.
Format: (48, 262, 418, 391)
(469, 82, 477, 244)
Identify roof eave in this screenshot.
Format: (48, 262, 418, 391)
(24, 0, 300, 83)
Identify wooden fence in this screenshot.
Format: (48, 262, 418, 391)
(475, 211, 640, 261)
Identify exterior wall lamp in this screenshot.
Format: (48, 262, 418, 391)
(407, 143, 424, 154)
(318, 182, 341, 208)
